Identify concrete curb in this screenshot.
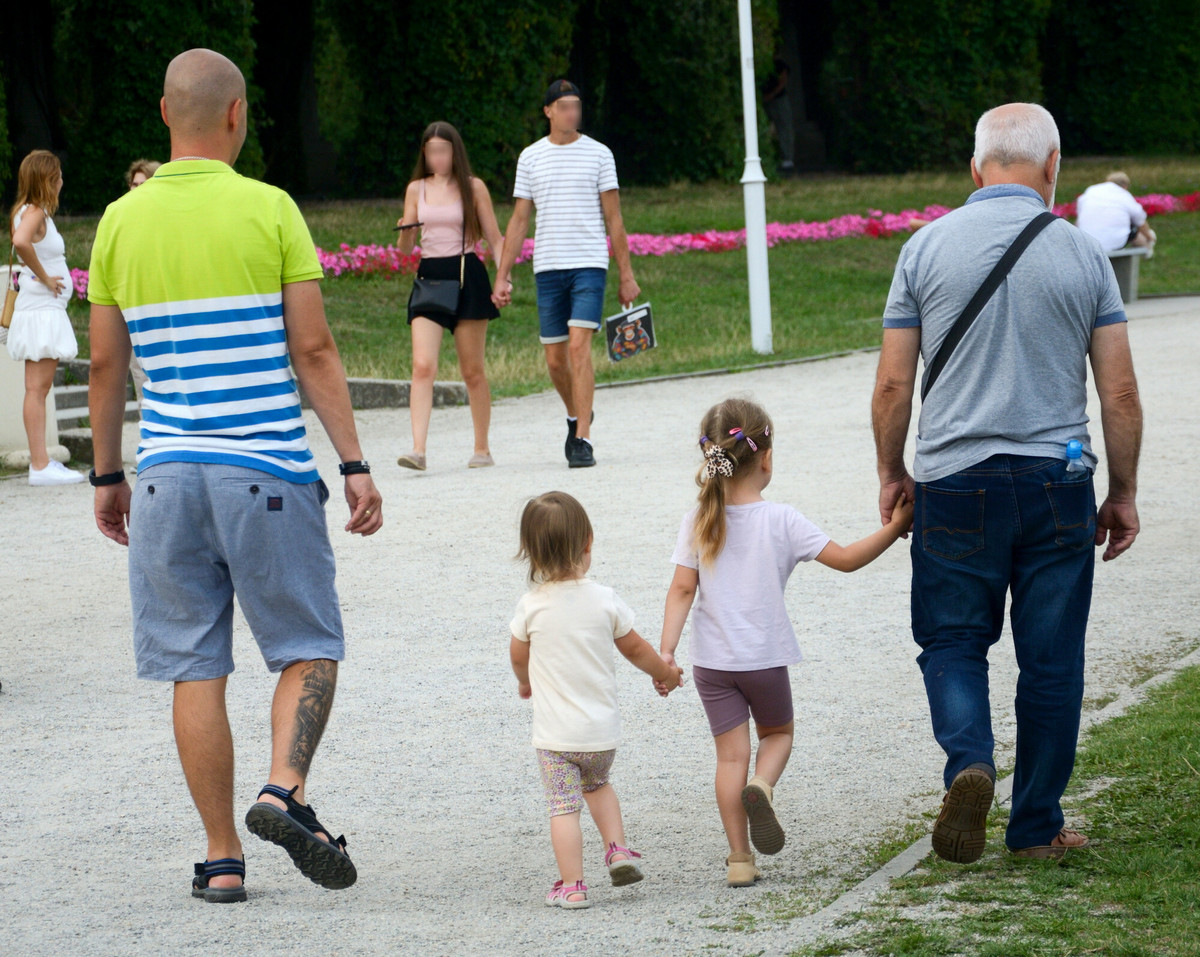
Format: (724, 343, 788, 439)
(58, 358, 469, 411)
(51, 360, 469, 464)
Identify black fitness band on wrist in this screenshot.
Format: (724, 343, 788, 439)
(338, 460, 371, 476)
(88, 468, 126, 487)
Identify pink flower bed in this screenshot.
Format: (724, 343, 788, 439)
(66, 191, 1200, 297)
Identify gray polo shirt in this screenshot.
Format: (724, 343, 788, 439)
(883, 184, 1126, 483)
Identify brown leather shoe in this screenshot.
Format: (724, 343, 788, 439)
(931, 764, 995, 864)
(1011, 827, 1090, 860)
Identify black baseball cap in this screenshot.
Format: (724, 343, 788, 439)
(544, 79, 581, 106)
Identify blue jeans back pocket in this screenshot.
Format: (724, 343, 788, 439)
(1044, 477, 1096, 551)
(920, 486, 986, 561)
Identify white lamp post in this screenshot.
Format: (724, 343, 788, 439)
(737, 0, 773, 354)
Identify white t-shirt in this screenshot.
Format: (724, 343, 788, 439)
(671, 501, 830, 671)
(1075, 181, 1147, 252)
(510, 578, 636, 751)
(512, 134, 619, 273)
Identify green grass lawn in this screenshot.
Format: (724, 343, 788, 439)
(58, 156, 1199, 396)
(795, 662, 1200, 957)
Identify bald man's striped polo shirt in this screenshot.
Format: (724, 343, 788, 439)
(87, 160, 324, 483)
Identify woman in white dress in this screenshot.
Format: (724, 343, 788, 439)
(7, 149, 84, 485)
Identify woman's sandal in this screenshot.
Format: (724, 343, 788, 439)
(191, 857, 247, 903)
(604, 842, 645, 886)
(545, 879, 590, 909)
(244, 784, 357, 890)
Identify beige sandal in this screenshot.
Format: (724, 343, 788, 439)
(742, 777, 785, 855)
(467, 453, 494, 468)
(396, 452, 426, 471)
(725, 851, 761, 887)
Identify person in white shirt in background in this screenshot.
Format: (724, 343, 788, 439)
(1075, 171, 1156, 254)
(7, 149, 86, 486)
(492, 80, 641, 469)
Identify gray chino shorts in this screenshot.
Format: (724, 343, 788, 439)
(128, 462, 345, 681)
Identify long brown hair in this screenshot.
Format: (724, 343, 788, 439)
(10, 150, 62, 232)
(693, 397, 774, 566)
(410, 121, 481, 246)
(516, 491, 594, 583)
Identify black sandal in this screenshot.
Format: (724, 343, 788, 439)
(191, 857, 247, 903)
(245, 784, 357, 889)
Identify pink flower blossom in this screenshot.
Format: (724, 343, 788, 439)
(65, 193, 1198, 289)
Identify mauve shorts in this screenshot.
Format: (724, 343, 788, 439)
(692, 665, 795, 736)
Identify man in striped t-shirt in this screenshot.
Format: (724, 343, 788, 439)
(493, 80, 641, 468)
(87, 49, 381, 901)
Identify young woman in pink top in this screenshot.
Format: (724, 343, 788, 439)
(395, 122, 505, 470)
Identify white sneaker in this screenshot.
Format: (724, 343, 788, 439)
(28, 460, 86, 486)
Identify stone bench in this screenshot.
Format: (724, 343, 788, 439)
(1107, 246, 1152, 304)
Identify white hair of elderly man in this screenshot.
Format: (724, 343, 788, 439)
(974, 103, 1060, 169)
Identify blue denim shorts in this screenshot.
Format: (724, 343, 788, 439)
(128, 463, 345, 681)
(534, 267, 607, 343)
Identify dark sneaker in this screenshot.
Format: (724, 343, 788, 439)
(931, 763, 995, 864)
(567, 437, 595, 468)
(565, 411, 595, 461)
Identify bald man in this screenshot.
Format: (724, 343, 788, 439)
(87, 49, 381, 902)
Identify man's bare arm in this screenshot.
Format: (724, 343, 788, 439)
(871, 326, 921, 526)
(1089, 322, 1142, 560)
(282, 279, 382, 536)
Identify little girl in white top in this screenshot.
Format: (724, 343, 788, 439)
(510, 491, 683, 909)
(658, 397, 912, 887)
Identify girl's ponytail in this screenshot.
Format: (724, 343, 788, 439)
(691, 397, 774, 566)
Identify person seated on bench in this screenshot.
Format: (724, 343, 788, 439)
(1075, 171, 1156, 254)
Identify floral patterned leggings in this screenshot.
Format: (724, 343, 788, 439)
(536, 749, 616, 816)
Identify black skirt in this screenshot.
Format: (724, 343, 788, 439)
(407, 253, 500, 328)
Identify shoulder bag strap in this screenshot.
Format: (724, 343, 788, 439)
(921, 211, 1057, 401)
(459, 197, 466, 290)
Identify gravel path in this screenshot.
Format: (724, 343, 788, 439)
(1, 297, 1196, 956)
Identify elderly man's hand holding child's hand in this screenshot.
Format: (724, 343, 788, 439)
(890, 492, 914, 536)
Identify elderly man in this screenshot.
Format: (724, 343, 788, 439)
(87, 49, 382, 902)
(1076, 171, 1157, 253)
(872, 103, 1142, 862)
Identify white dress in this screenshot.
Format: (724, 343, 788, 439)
(6, 205, 78, 362)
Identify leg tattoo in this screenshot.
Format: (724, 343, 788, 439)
(288, 659, 337, 777)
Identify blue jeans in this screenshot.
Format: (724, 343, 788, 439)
(911, 454, 1096, 849)
(534, 267, 607, 343)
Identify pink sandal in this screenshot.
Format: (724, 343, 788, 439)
(604, 842, 644, 886)
(545, 878, 590, 909)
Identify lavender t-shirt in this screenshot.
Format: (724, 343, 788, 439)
(671, 500, 830, 671)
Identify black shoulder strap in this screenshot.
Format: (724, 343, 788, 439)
(920, 211, 1057, 401)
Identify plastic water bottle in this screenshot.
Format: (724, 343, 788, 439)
(1065, 440, 1086, 473)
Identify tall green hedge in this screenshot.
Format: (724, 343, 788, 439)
(0, 69, 11, 198)
(312, 0, 776, 194)
(53, 0, 263, 210)
(569, 0, 758, 185)
(821, 0, 1049, 172)
(313, 0, 575, 195)
(1043, 0, 1200, 154)
(5, 0, 1192, 207)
